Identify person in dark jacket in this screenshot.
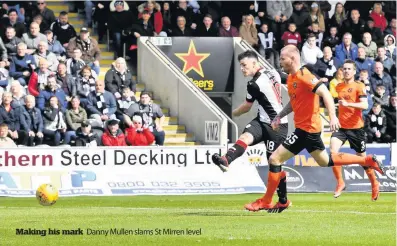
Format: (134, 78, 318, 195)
(92, 1, 110, 42)
(56, 63, 76, 101)
(365, 103, 388, 143)
(0, 92, 29, 146)
(172, 1, 198, 29)
(3, 26, 22, 57)
(72, 120, 99, 147)
(102, 119, 127, 146)
(313, 46, 338, 84)
(36, 74, 68, 111)
(50, 11, 76, 47)
(382, 93, 396, 142)
(328, 2, 346, 30)
(171, 16, 193, 36)
(31, 1, 56, 29)
(195, 14, 218, 37)
(45, 30, 66, 59)
(322, 26, 340, 54)
(162, 2, 173, 34)
(108, 0, 134, 58)
(9, 42, 37, 86)
(42, 96, 67, 146)
(370, 61, 394, 97)
(105, 57, 136, 101)
(364, 17, 384, 46)
(0, 9, 26, 38)
(355, 47, 374, 77)
(124, 10, 155, 51)
(341, 9, 366, 44)
(289, 1, 310, 38)
(23, 95, 44, 146)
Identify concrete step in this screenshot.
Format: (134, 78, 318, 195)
(75, 27, 93, 33)
(164, 133, 195, 143)
(164, 117, 178, 125)
(163, 125, 186, 134)
(50, 5, 70, 11)
(136, 83, 145, 91)
(69, 20, 84, 26)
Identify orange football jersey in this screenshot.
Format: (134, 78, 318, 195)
(336, 81, 366, 129)
(287, 67, 323, 133)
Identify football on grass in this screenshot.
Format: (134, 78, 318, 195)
(36, 184, 59, 206)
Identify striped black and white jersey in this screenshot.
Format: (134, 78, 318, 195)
(245, 68, 288, 124)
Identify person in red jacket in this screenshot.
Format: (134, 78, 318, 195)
(102, 119, 127, 146)
(125, 114, 155, 146)
(369, 3, 387, 32)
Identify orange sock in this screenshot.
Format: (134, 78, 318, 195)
(262, 171, 282, 204)
(331, 153, 366, 166)
(332, 166, 344, 184)
(365, 168, 378, 186)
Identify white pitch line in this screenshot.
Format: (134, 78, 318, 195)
(0, 206, 395, 215)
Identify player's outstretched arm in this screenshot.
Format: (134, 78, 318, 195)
(271, 102, 292, 131)
(339, 98, 368, 110)
(232, 101, 253, 117)
(315, 84, 341, 132)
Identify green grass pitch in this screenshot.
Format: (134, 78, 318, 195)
(1, 193, 395, 246)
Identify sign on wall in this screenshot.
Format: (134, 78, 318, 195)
(205, 121, 220, 144)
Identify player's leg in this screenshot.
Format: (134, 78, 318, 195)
(244, 129, 302, 211)
(212, 119, 260, 172)
(330, 131, 347, 198)
(347, 129, 380, 201)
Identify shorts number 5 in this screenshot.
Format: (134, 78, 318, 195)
(286, 133, 298, 145)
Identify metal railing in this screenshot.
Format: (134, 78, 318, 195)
(142, 38, 239, 144)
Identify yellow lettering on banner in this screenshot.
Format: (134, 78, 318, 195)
(12, 171, 67, 189)
(300, 156, 319, 167)
(189, 78, 214, 91)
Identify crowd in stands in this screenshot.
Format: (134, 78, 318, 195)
(0, 0, 395, 147)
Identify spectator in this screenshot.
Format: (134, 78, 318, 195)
(376, 46, 394, 73)
(314, 46, 337, 83)
(281, 22, 302, 48)
(173, 0, 197, 30)
(308, 2, 325, 33)
(72, 120, 98, 147)
(67, 27, 101, 75)
(355, 47, 374, 76)
(86, 80, 117, 128)
(384, 18, 396, 38)
(218, 16, 239, 37)
(258, 23, 280, 70)
(50, 11, 76, 48)
(266, 0, 292, 43)
(322, 26, 340, 54)
(301, 34, 323, 66)
(359, 69, 372, 94)
(126, 91, 165, 146)
(56, 63, 76, 101)
(335, 33, 358, 65)
(328, 2, 346, 30)
(125, 10, 155, 51)
(383, 93, 396, 142)
(365, 103, 387, 143)
(34, 41, 59, 72)
(92, 1, 110, 43)
(75, 66, 96, 107)
(33, 59, 53, 91)
(329, 67, 344, 99)
(364, 17, 384, 46)
(66, 48, 86, 78)
(384, 34, 396, 61)
(22, 22, 47, 54)
(102, 119, 127, 146)
(341, 9, 365, 44)
(382, 2, 396, 21)
(0, 9, 26, 38)
(45, 30, 65, 60)
(23, 95, 44, 146)
(0, 92, 28, 146)
(358, 32, 377, 59)
(161, 2, 172, 35)
(33, 1, 56, 29)
(116, 87, 137, 122)
(9, 42, 36, 86)
(369, 3, 387, 32)
(109, 0, 133, 58)
(308, 22, 323, 48)
(125, 114, 155, 146)
(105, 57, 136, 101)
(32, 14, 49, 33)
(0, 40, 7, 69)
(42, 96, 67, 146)
(239, 15, 258, 48)
(3, 27, 22, 57)
(10, 80, 26, 107)
(0, 67, 8, 90)
(370, 61, 394, 97)
(289, 1, 310, 38)
(65, 95, 87, 132)
(137, 1, 163, 35)
(171, 15, 193, 36)
(199, 1, 222, 25)
(0, 124, 17, 147)
(195, 14, 217, 37)
(37, 74, 67, 111)
(373, 84, 389, 106)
